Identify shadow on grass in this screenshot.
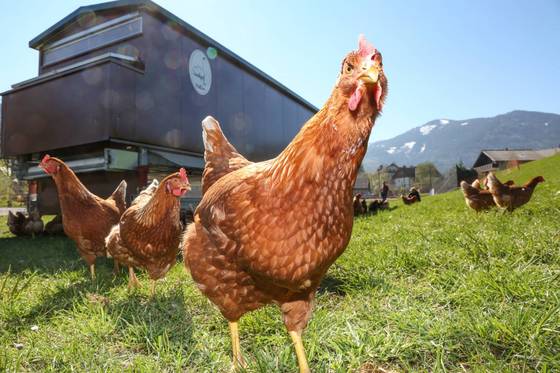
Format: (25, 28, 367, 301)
(318, 275, 347, 296)
(319, 270, 390, 296)
(109, 286, 195, 353)
(2, 270, 129, 332)
(0, 236, 120, 276)
(0, 236, 78, 274)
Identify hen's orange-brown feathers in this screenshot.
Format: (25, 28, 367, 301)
(107, 180, 128, 215)
(39, 156, 127, 266)
(184, 36, 388, 329)
(183, 37, 387, 372)
(106, 171, 190, 280)
(487, 172, 544, 211)
(460, 180, 495, 211)
(201, 116, 252, 195)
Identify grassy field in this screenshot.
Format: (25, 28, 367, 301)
(1, 155, 559, 372)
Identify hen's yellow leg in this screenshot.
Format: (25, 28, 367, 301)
(289, 330, 310, 373)
(89, 264, 96, 280)
(229, 321, 245, 370)
(150, 280, 157, 297)
(128, 267, 140, 289)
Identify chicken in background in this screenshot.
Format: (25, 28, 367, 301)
(183, 35, 387, 372)
(460, 180, 496, 211)
(39, 155, 127, 278)
(23, 211, 44, 238)
(353, 194, 364, 215)
(368, 199, 388, 213)
(105, 169, 190, 294)
(401, 195, 418, 205)
(402, 187, 421, 205)
(474, 177, 514, 190)
(471, 179, 483, 189)
(44, 214, 64, 235)
(7, 211, 27, 236)
(486, 172, 545, 211)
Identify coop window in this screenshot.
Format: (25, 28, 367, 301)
(42, 14, 143, 66)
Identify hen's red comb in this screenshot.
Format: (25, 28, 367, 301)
(358, 34, 376, 57)
(179, 168, 188, 182)
(41, 154, 51, 164)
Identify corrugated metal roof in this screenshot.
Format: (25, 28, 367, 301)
(482, 148, 560, 162)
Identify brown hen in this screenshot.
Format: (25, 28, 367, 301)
(460, 180, 495, 211)
(40, 155, 126, 278)
(23, 211, 44, 238)
(183, 35, 387, 372)
(7, 211, 27, 236)
(105, 169, 190, 294)
(486, 172, 544, 211)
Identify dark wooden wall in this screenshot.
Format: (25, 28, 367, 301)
(38, 170, 140, 214)
(2, 7, 316, 162)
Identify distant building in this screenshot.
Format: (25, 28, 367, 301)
(472, 148, 560, 174)
(375, 163, 416, 192)
(392, 166, 416, 189)
(0, 0, 316, 214)
(353, 173, 371, 196)
(383, 163, 400, 174)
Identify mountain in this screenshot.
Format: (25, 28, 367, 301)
(363, 110, 560, 172)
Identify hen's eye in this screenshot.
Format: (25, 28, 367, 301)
(345, 63, 354, 74)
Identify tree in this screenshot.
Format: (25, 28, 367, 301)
(455, 162, 478, 187)
(414, 162, 441, 192)
(369, 165, 392, 196)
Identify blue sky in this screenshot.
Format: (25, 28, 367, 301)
(1, 0, 559, 141)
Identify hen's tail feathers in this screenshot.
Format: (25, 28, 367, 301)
(131, 179, 159, 208)
(471, 179, 481, 189)
(486, 172, 503, 193)
(201, 116, 252, 194)
(461, 181, 479, 196)
(107, 180, 127, 214)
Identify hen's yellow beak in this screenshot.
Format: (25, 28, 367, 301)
(359, 64, 381, 85)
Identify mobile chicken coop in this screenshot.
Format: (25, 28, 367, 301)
(0, 0, 317, 215)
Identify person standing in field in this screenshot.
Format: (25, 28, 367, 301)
(381, 181, 389, 203)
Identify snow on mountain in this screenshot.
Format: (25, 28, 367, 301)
(401, 141, 416, 153)
(419, 124, 437, 135)
(363, 110, 560, 172)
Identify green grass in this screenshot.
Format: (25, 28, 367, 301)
(1, 155, 559, 372)
(0, 167, 24, 207)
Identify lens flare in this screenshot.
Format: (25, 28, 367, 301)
(206, 47, 218, 60)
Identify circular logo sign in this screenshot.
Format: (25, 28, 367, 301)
(189, 49, 212, 95)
